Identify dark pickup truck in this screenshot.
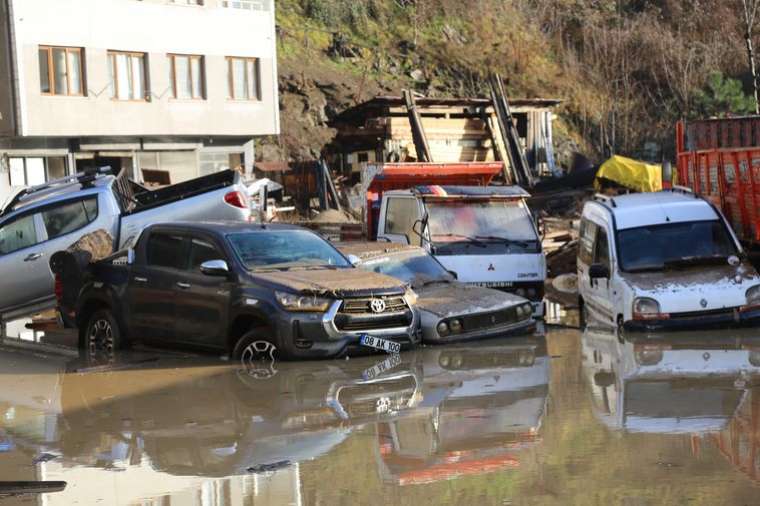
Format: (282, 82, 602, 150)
(58, 222, 419, 360)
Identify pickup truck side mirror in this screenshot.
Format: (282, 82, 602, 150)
(589, 263, 610, 280)
(200, 259, 230, 277)
(447, 270, 458, 280)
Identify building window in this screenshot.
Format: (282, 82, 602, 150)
(226, 57, 260, 101)
(38, 46, 84, 96)
(169, 54, 205, 100)
(9, 157, 67, 187)
(222, 0, 270, 10)
(172, 0, 203, 4)
(108, 51, 148, 101)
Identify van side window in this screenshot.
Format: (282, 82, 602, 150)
(579, 218, 597, 265)
(594, 228, 611, 267)
(0, 214, 39, 255)
(147, 233, 188, 270)
(385, 197, 421, 246)
(41, 196, 99, 240)
(189, 238, 223, 272)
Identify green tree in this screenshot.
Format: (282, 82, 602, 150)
(693, 71, 756, 117)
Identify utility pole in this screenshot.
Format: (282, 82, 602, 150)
(741, 0, 760, 114)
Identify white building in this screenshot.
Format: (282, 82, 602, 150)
(0, 0, 279, 203)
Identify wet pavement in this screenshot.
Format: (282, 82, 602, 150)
(1, 320, 760, 504)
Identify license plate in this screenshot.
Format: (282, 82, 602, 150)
(362, 354, 402, 380)
(360, 335, 401, 354)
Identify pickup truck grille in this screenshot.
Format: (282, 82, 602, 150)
(335, 296, 412, 331)
(341, 296, 408, 315)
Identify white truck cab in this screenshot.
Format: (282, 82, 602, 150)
(578, 189, 760, 331)
(376, 185, 546, 316)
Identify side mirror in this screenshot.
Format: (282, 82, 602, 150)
(200, 259, 230, 277)
(447, 270, 458, 280)
(589, 263, 610, 280)
(346, 254, 361, 266)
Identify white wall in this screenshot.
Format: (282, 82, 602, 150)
(8, 0, 280, 137)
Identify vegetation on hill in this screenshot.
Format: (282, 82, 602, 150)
(269, 0, 758, 167)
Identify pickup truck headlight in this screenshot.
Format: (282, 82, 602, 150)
(746, 285, 760, 306)
(275, 291, 332, 312)
(633, 297, 661, 316)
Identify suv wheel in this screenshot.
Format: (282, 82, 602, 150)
(85, 309, 122, 363)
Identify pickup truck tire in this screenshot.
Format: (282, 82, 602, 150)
(233, 328, 286, 364)
(84, 309, 123, 362)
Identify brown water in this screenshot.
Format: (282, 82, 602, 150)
(1, 325, 760, 505)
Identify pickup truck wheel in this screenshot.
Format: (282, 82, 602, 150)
(233, 329, 285, 366)
(84, 310, 122, 363)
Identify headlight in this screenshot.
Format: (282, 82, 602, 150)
(449, 319, 463, 333)
(633, 297, 660, 315)
(275, 291, 332, 312)
(437, 321, 450, 336)
(746, 285, 760, 306)
(405, 288, 418, 306)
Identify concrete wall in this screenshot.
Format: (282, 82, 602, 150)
(0, 0, 16, 137)
(7, 0, 279, 138)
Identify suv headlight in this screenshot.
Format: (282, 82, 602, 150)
(275, 291, 332, 312)
(633, 297, 660, 315)
(746, 285, 760, 306)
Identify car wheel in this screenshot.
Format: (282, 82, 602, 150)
(85, 309, 122, 364)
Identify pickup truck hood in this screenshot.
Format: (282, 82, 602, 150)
(252, 269, 407, 298)
(416, 284, 525, 318)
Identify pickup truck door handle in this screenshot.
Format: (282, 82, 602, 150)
(24, 253, 42, 262)
(176, 282, 191, 290)
(134, 277, 148, 283)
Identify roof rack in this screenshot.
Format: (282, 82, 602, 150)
(0, 166, 114, 217)
(664, 185, 697, 198)
(593, 193, 617, 208)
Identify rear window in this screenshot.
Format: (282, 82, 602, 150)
(147, 233, 188, 270)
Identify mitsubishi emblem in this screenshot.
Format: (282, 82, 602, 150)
(488, 264, 496, 272)
(370, 299, 387, 314)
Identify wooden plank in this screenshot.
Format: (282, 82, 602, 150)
(402, 90, 433, 162)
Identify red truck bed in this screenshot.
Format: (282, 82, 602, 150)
(676, 118, 760, 243)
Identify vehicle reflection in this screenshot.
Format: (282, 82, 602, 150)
(582, 327, 760, 434)
(374, 338, 550, 485)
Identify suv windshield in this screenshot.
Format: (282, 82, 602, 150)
(617, 220, 738, 272)
(361, 250, 453, 288)
(227, 230, 351, 271)
(426, 200, 539, 249)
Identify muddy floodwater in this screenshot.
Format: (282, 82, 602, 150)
(2, 323, 760, 505)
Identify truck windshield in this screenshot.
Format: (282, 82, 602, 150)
(227, 230, 351, 271)
(617, 220, 738, 272)
(426, 200, 539, 248)
(361, 250, 453, 288)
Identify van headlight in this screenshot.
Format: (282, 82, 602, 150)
(633, 297, 661, 316)
(275, 292, 332, 312)
(746, 285, 760, 306)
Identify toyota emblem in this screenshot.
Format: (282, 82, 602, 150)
(370, 299, 387, 314)
(700, 299, 708, 308)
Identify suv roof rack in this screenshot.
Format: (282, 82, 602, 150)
(0, 166, 114, 218)
(593, 193, 617, 208)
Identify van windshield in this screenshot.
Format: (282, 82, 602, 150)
(426, 200, 539, 251)
(617, 220, 738, 272)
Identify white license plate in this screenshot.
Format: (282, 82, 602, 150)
(362, 354, 402, 380)
(360, 335, 401, 354)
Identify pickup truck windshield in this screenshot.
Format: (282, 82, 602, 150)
(426, 200, 539, 247)
(617, 220, 738, 272)
(361, 250, 453, 288)
(228, 230, 351, 271)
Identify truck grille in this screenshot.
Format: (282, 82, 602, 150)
(341, 296, 408, 314)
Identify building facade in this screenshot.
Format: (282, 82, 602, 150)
(0, 0, 279, 203)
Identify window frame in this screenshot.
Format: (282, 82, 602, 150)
(38, 45, 85, 97)
(108, 50, 149, 102)
(169, 53, 206, 100)
(226, 56, 261, 101)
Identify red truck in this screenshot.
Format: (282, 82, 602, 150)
(676, 117, 760, 244)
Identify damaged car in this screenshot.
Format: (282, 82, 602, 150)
(338, 243, 535, 344)
(579, 189, 760, 331)
(62, 223, 420, 360)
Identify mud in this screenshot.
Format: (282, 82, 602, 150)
(415, 283, 523, 318)
(2, 326, 760, 504)
(254, 268, 406, 297)
(625, 262, 758, 292)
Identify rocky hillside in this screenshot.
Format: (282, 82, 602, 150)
(265, 0, 757, 168)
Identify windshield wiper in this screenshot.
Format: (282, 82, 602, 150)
(432, 234, 487, 248)
(475, 236, 537, 248)
(625, 265, 664, 273)
(664, 255, 728, 269)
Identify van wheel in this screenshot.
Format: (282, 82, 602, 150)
(84, 309, 122, 363)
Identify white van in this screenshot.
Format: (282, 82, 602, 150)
(577, 189, 760, 331)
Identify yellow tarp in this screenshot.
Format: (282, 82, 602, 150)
(595, 155, 662, 193)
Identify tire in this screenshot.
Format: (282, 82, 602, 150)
(84, 309, 123, 364)
(232, 327, 287, 366)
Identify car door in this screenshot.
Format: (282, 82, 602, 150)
(0, 212, 47, 314)
(128, 231, 189, 343)
(589, 226, 615, 324)
(577, 217, 597, 306)
(173, 235, 231, 349)
(378, 196, 424, 246)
